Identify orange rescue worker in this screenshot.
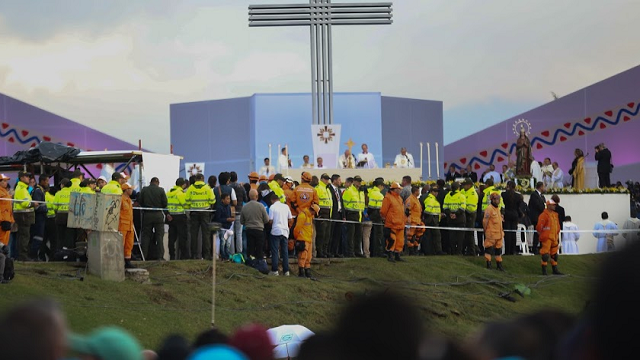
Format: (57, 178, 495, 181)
(536, 199, 563, 275)
(0, 174, 14, 247)
(482, 193, 504, 271)
(295, 204, 320, 278)
(119, 183, 136, 269)
(288, 172, 319, 214)
(404, 185, 425, 255)
(381, 182, 406, 263)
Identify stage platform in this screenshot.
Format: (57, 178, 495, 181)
(281, 167, 423, 183)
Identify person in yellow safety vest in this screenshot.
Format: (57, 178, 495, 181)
(185, 173, 216, 260)
(69, 169, 84, 192)
(166, 178, 189, 260)
(443, 181, 467, 255)
(342, 176, 365, 257)
(481, 178, 504, 212)
(52, 178, 78, 250)
(315, 173, 333, 258)
(423, 185, 445, 255)
(405, 186, 425, 255)
(268, 174, 287, 203)
(13, 171, 37, 261)
(367, 179, 385, 257)
(44, 187, 58, 256)
(462, 178, 479, 256)
(79, 178, 96, 194)
(100, 172, 126, 195)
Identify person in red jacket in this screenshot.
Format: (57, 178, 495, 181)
(536, 199, 563, 275)
(381, 182, 406, 263)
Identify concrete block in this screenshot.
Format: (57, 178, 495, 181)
(69, 192, 121, 232)
(126, 268, 150, 284)
(87, 231, 124, 282)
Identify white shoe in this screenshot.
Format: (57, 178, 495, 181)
(268, 271, 279, 276)
(284, 271, 290, 277)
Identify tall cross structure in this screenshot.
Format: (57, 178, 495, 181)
(249, 1, 393, 125)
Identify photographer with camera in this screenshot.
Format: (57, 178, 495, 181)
(595, 143, 612, 188)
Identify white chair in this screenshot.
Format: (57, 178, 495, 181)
(516, 223, 532, 255)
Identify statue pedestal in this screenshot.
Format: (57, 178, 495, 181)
(87, 231, 125, 282)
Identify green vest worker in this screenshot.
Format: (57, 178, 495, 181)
(166, 178, 189, 260)
(268, 174, 286, 203)
(314, 173, 334, 258)
(101, 172, 126, 195)
(443, 182, 467, 255)
(367, 179, 385, 257)
(423, 186, 444, 255)
(185, 173, 216, 260)
(462, 178, 479, 255)
(342, 176, 366, 257)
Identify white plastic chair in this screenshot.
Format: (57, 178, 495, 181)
(516, 223, 532, 255)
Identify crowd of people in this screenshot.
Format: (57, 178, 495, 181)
(2, 238, 639, 359)
(0, 141, 637, 282)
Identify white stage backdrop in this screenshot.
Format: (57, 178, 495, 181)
(141, 152, 181, 192)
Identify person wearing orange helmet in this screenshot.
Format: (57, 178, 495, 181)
(483, 192, 504, 271)
(536, 199, 562, 275)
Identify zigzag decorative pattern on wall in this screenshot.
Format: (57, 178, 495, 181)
(446, 101, 639, 170)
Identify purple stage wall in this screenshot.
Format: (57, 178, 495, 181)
(0, 92, 139, 174)
(444, 65, 640, 183)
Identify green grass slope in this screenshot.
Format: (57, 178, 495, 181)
(0, 255, 603, 349)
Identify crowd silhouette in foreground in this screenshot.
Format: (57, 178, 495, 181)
(2, 239, 638, 360)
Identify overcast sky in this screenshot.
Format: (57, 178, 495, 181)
(1, 0, 639, 153)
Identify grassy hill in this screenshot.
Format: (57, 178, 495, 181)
(0, 254, 603, 349)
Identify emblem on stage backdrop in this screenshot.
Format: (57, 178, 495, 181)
(512, 119, 532, 136)
(311, 124, 341, 169)
(316, 125, 336, 144)
(185, 162, 204, 176)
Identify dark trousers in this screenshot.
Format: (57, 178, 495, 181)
(330, 212, 343, 256)
(368, 210, 383, 256)
(314, 215, 331, 257)
(42, 216, 57, 258)
(476, 212, 485, 255)
(15, 212, 35, 261)
(246, 228, 265, 262)
(30, 213, 46, 258)
(464, 212, 477, 255)
(449, 215, 466, 255)
(598, 172, 611, 188)
(168, 214, 188, 260)
(344, 211, 363, 256)
(439, 218, 450, 254)
(424, 215, 442, 254)
(142, 211, 165, 260)
(270, 234, 289, 273)
(190, 211, 211, 259)
(55, 213, 78, 250)
(504, 220, 518, 255)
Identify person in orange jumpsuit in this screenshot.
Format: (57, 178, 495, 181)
(295, 204, 319, 278)
(119, 183, 136, 269)
(482, 193, 504, 271)
(0, 174, 14, 247)
(381, 182, 406, 263)
(536, 199, 563, 275)
(248, 172, 259, 191)
(404, 185, 425, 255)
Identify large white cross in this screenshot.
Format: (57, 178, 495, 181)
(249, 1, 393, 125)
